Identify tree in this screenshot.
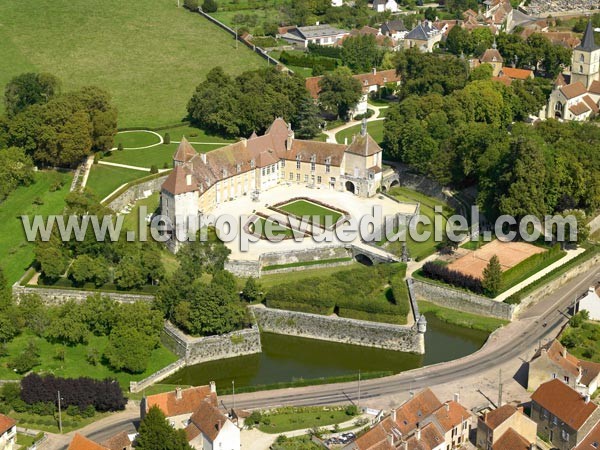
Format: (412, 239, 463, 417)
(242, 277, 263, 303)
(318, 67, 362, 120)
(114, 257, 145, 290)
(4, 73, 61, 117)
(104, 326, 153, 373)
(294, 96, 322, 139)
(482, 255, 502, 297)
(184, 0, 199, 10)
(203, 0, 218, 12)
(35, 240, 68, 280)
(469, 63, 493, 81)
(341, 35, 383, 73)
(0, 147, 34, 201)
(136, 406, 193, 450)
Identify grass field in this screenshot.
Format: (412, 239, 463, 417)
(104, 143, 225, 169)
(86, 165, 148, 200)
(1, 171, 72, 284)
(256, 406, 355, 434)
(418, 300, 507, 333)
(278, 200, 343, 225)
(561, 319, 600, 363)
(251, 217, 295, 239)
(259, 263, 359, 288)
(385, 187, 454, 261)
(335, 120, 385, 146)
(0, 0, 265, 127)
(114, 131, 161, 149)
(0, 331, 178, 388)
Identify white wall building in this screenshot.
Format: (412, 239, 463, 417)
(579, 286, 600, 321)
(0, 415, 16, 450)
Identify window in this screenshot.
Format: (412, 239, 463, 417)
(552, 415, 558, 426)
(262, 168, 266, 176)
(564, 376, 570, 383)
(542, 408, 549, 419)
(250, 159, 255, 169)
(580, 54, 585, 62)
(296, 155, 301, 169)
(311, 162, 316, 171)
(281, 171, 285, 179)
(326, 164, 330, 173)
(304, 174, 309, 182)
(281, 159, 285, 168)
(317, 176, 322, 184)
(266, 166, 270, 175)
(290, 172, 294, 180)
(296, 173, 300, 181)
(580, 65, 584, 73)
(561, 429, 569, 441)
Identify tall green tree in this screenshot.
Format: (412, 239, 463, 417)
(4, 73, 61, 117)
(136, 406, 193, 450)
(482, 254, 502, 297)
(341, 35, 383, 73)
(318, 67, 362, 120)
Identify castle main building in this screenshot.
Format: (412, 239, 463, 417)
(160, 118, 383, 247)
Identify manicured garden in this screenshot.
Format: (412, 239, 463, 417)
(277, 199, 343, 226)
(0, 0, 265, 127)
(247, 405, 359, 434)
(0, 170, 72, 284)
(251, 217, 295, 239)
(561, 312, 600, 362)
(113, 131, 161, 149)
(265, 263, 410, 324)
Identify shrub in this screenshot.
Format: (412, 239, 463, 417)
(279, 51, 338, 71)
(308, 44, 343, 58)
(150, 165, 158, 174)
(203, 0, 218, 12)
(184, 0, 199, 10)
(66, 405, 80, 417)
(9, 351, 40, 374)
(164, 133, 171, 145)
(421, 261, 484, 294)
(246, 411, 262, 426)
(345, 405, 359, 416)
(117, 142, 124, 151)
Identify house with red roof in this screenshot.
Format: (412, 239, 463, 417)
(343, 389, 470, 450)
(476, 404, 537, 450)
(530, 379, 600, 450)
(0, 414, 16, 450)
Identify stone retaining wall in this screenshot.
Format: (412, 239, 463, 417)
(12, 284, 154, 304)
(224, 260, 261, 278)
(261, 259, 354, 275)
(105, 175, 168, 211)
(411, 278, 514, 321)
(129, 358, 186, 393)
(162, 321, 262, 366)
(251, 305, 425, 354)
(514, 253, 600, 316)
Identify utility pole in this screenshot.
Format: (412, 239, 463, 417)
(232, 380, 235, 414)
(235, 28, 238, 50)
(57, 391, 63, 434)
(497, 369, 503, 408)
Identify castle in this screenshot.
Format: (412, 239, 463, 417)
(160, 118, 383, 248)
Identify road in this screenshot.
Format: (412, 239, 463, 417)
(48, 266, 599, 449)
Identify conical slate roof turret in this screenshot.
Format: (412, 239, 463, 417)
(577, 20, 599, 52)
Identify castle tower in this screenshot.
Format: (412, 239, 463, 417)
(571, 20, 600, 89)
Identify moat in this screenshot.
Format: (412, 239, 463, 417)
(164, 313, 488, 388)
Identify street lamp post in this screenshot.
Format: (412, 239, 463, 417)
(57, 391, 63, 434)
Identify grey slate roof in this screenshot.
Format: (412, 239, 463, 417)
(577, 20, 600, 52)
(381, 19, 407, 34)
(405, 21, 438, 41)
(294, 24, 348, 39)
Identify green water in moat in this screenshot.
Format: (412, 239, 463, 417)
(164, 313, 488, 388)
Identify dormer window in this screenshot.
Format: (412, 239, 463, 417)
(310, 154, 316, 162)
(222, 168, 228, 178)
(296, 154, 301, 169)
(236, 163, 241, 173)
(250, 159, 255, 169)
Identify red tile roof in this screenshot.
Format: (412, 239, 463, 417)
(405, 422, 444, 450)
(433, 401, 470, 432)
(305, 69, 400, 99)
(574, 420, 600, 450)
(173, 137, 197, 163)
(492, 75, 512, 86)
(500, 67, 533, 80)
(161, 165, 198, 196)
(480, 48, 503, 64)
(145, 386, 217, 418)
(68, 434, 109, 450)
(570, 101, 591, 116)
(0, 414, 15, 435)
(560, 82, 587, 100)
(352, 417, 395, 450)
(101, 431, 132, 450)
(531, 379, 597, 430)
(589, 80, 600, 95)
(583, 95, 599, 114)
(185, 398, 230, 443)
(346, 133, 382, 157)
(482, 404, 518, 430)
(393, 389, 443, 434)
(492, 427, 531, 450)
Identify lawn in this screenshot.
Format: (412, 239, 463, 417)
(0, 331, 178, 388)
(335, 120, 385, 146)
(114, 131, 161, 149)
(256, 406, 356, 434)
(122, 193, 160, 233)
(158, 125, 235, 144)
(103, 143, 225, 169)
(258, 263, 359, 289)
(0, 170, 72, 284)
(385, 187, 454, 261)
(85, 164, 148, 200)
(262, 257, 353, 271)
(418, 300, 507, 333)
(561, 318, 600, 363)
(251, 217, 295, 239)
(278, 200, 343, 226)
(0, 0, 265, 127)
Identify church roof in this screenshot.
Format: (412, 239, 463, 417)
(480, 48, 503, 63)
(577, 21, 599, 52)
(560, 82, 587, 100)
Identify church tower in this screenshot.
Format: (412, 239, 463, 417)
(571, 21, 600, 89)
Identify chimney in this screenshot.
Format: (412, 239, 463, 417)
(562, 347, 567, 359)
(344, 137, 348, 145)
(416, 424, 421, 441)
(217, 419, 222, 430)
(175, 387, 182, 400)
(316, 21, 320, 26)
(387, 434, 394, 445)
(445, 402, 450, 412)
(585, 394, 591, 404)
(210, 381, 216, 393)
(453, 393, 460, 403)
(286, 123, 294, 151)
(201, 153, 207, 164)
(372, 67, 377, 75)
(391, 409, 397, 422)
(185, 174, 192, 186)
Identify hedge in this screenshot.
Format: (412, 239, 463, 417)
(422, 261, 484, 294)
(279, 51, 339, 70)
(307, 44, 343, 59)
(500, 244, 565, 290)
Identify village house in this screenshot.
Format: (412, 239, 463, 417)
(530, 379, 600, 450)
(160, 118, 384, 248)
(528, 340, 600, 395)
(67, 431, 134, 450)
(141, 384, 240, 450)
(545, 21, 600, 121)
(371, 0, 399, 13)
(343, 389, 471, 450)
(475, 404, 537, 450)
(331, 0, 343, 6)
(0, 415, 15, 450)
(577, 284, 600, 320)
(483, 0, 513, 31)
(380, 19, 408, 40)
(403, 20, 443, 52)
(279, 24, 350, 48)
